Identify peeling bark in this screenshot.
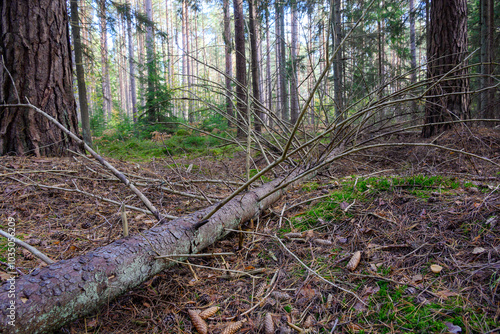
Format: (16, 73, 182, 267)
(0, 170, 308, 333)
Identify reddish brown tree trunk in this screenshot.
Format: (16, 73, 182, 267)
(233, 0, 247, 138)
(0, 0, 81, 157)
(223, 0, 234, 127)
(422, 0, 469, 138)
(249, 0, 263, 133)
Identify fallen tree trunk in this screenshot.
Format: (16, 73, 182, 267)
(0, 169, 307, 333)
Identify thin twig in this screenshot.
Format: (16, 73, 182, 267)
(0, 229, 54, 265)
(155, 252, 234, 259)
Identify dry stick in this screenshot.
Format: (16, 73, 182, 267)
(275, 236, 365, 305)
(0, 229, 54, 265)
(155, 252, 234, 259)
(2, 101, 164, 221)
(121, 204, 129, 237)
(161, 257, 262, 279)
(286, 193, 332, 212)
(0, 169, 78, 177)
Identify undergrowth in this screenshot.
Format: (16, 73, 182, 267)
(287, 174, 475, 233)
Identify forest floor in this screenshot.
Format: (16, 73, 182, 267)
(1, 127, 499, 333)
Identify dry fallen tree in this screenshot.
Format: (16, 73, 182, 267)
(1, 4, 499, 331)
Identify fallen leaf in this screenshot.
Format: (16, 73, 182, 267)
(472, 247, 486, 254)
(337, 236, 348, 244)
(346, 323, 364, 332)
(412, 274, 423, 283)
(445, 322, 462, 333)
(430, 264, 443, 273)
(86, 318, 98, 328)
(298, 285, 317, 300)
(436, 290, 458, 299)
(339, 201, 350, 211)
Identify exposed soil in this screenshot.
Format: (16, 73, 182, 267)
(1, 127, 499, 333)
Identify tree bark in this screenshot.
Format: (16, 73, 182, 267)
(233, 0, 247, 139)
(0, 0, 81, 157)
(422, 0, 469, 138)
(0, 168, 310, 333)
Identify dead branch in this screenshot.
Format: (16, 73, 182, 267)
(0, 229, 54, 265)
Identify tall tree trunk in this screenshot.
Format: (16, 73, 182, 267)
(0, 0, 81, 156)
(233, 0, 247, 139)
(377, 0, 385, 121)
(145, 0, 156, 122)
(277, 1, 289, 123)
(99, 0, 112, 122)
(486, 0, 496, 122)
(223, 0, 234, 127)
(422, 0, 469, 138)
(409, 0, 417, 113)
(290, 0, 299, 125)
(182, 0, 192, 122)
(126, 1, 138, 122)
(70, 0, 92, 147)
(480, 0, 496, 124)
(266, 9, 273, 127)
(249, 0, 263, 133)
(332, 0, 343, 121)
(275, 9, 281, 122)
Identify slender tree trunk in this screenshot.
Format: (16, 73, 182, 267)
(249, 0, 263, 133)
(332, 0, 343, 121)
(486, 0, 496, 122)
(234, 0, 247, 138)
(275, 9, 281, 121)
(70, 0, 92, 147)
(290, 0, 299, 125)
(266, 10, 273, 127)
(223, 0, 234, 127)
(126, 2, 138, 122)
(409, 0, 417, 113)
(145, 0, 156, 122)
(0, 0, 81, 156)
(277, 1, 289, 123)
(99, 0, 112, 122)
(480, 0, 496, 124)
(422, 0, 469, 137)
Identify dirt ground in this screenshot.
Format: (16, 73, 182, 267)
(0, 127, 499, 333)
